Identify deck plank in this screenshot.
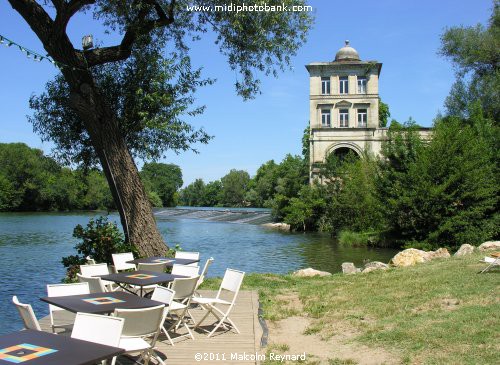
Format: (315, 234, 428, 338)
(39, 290, 261, 365)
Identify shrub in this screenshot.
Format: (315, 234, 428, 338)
(61, 216, 135, 282)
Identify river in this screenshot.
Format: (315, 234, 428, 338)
(0, 211, 398, 334)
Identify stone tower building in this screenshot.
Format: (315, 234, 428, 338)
(306, 41, 430, 182)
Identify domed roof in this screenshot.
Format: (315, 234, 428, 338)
(335, 40, 360, 61)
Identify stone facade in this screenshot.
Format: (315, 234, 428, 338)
(306, 41, 431, 182)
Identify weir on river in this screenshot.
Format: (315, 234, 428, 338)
(154, 208, 273, 225)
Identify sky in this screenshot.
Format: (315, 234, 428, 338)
(0, 0, 493, 186)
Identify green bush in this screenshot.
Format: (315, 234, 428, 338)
(61, 216, 136, 282)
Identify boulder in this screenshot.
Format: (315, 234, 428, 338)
(425, 248, 450, 260)
(390, 248, 428, 267)
(293, 268, 332, 277)
(364, 261, 389, 270)
(454, 244, 475, 256)
(478, 241, 500, 251)
(262, 222, 291, 231)
(341, 262, 358, 274)
(391, 248, 451, 267)
(362, 266, 387, 273)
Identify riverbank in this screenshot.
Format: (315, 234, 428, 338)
(204, 252, 498, 364)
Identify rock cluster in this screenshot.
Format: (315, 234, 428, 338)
(262, 222, 291, 231)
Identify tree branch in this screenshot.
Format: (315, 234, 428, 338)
(81, 0, 176, 66)
(7, 0, 54, 45)
(54, 0, 96, 34)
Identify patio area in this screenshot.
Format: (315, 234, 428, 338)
(39, 290, 263, 365)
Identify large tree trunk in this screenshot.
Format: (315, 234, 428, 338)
(8, 0, 169, 257)
(69, 82, 169, 257)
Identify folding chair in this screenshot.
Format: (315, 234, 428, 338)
(112, 252, 137, 272)
(171, 264, 200, 278)
(175, 251, 199, 266)
(113, 305, 166, 365)
(479, 256, 500, 273)
(80, 263, 116, 291)
(77, 273, 108, 293)
(71, 312, 124, 365)
(192, 268, 245, 337)
(12, 296, 42, 331)
(47, 282, 90, 333)
(194, 257, 214, 297)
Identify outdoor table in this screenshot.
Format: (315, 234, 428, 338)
(98, 270, 188, 296)
(126, 256, 200, 266)
(40, 291, 164, 315)
(0, 329, 123, 365)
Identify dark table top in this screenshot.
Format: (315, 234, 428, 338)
(40, 291, 164, 315)
(126, 257, 199, 266)
(0, 330, 123, 365)
(98, 270, 187, 287)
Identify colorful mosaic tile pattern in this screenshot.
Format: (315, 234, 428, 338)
(0, 343, 57, 363)
(82, 296, 126, 305)
(126, 273, 156, 279)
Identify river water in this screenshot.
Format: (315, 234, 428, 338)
(0, 211, 397, 334)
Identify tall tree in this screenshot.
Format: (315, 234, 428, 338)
(8, 0, 312, 255)
(439, 0, 500, 121)
(140, 162, 182, 207)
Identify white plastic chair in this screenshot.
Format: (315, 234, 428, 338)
(138, 262, 167, 273)
(171, 264, 200, 278)
(479, 256, 500, 273)
(165, 276, 199, 343)
(77, 273, 107, 293)
(194, 257, 214, 296)
(193, 269, 245, 337)
(80, 263, 116, 291)
(112, 252, 137, 272)
(47, 282, 90, 333)
(71, 312, 124, 365)
(151, 287, 176, 346)
(12, 296, 41, 331)
(113, 305, 166, 365)
(175, 251, 199, 266)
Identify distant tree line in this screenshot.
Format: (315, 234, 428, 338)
(0, 143, 182, 211)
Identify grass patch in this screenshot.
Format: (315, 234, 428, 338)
(201, 253, 499, 364)
(337, 230, 380, 247)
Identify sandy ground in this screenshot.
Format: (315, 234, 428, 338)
(265, 294, 399, 365)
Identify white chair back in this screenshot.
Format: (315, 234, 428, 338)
(114, 305, 165, 338)
(80, 263, 110, 277)
(171, 264, 200, 278)
(171, 276, 199, 301)
(12, 296, 41, 331)
(196, 257, 214, 290)
(175, 251, 199, 266)
(151, 286, 175, 307)
(138, 262, 167, 273)
(112, 252, 136, 272)
(218, 269, 245, 301)
(77, 274, 107, 293)
(72, 312, 124, 347)
(47, 282, 90, 312)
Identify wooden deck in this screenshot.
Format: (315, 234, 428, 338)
(40, 290, 263, 365)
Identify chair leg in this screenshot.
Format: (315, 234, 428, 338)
(161, 324, 175, 346)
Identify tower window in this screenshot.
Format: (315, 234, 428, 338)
(321, 77, 330, 95)
(357, 109, 367, 127)
(339, 109, 349, 127)
(321, 109, 331, 127)
(339, 76, 349, 94)
(357, 77, 367, 93)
